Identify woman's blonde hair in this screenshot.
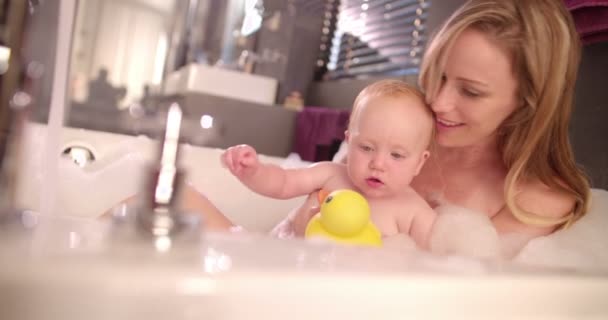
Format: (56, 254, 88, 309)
(419, 0, 590, 227)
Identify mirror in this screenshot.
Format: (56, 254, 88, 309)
(69, 0, 173, 110)
(66, 0, 252, 132)
(68, 0, 267, 109)
(56, 0, 337, 157)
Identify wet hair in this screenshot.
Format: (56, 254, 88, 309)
(419, 0, 590, 227)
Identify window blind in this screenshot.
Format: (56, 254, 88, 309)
(320, 0, 430, 80)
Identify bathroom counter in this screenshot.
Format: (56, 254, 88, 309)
(68, 93, 298, 157)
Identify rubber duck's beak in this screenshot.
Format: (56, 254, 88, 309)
(317, 189, 330, 204)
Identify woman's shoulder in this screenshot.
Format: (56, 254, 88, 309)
(515, 179, 576, 220)
(492, 178, 575, 236)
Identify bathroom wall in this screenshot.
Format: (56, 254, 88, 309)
(307, 74, 418, 109)
(571, 41, 608, 189)
(252, 0, 326, 104)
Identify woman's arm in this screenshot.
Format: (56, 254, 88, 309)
(180, 183, 235, 231)
(103, 184, 235, 232)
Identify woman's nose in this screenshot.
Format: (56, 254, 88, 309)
(431, 85, 457, 114)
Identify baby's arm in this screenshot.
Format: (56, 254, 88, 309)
(221, 144, 338, 199)
(408, 202, 438, 250)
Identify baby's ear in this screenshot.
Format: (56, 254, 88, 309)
(344, 130, 350, 142)
(414, 150, 431, 176)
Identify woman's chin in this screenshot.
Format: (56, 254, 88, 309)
(435, 136, 473, 148)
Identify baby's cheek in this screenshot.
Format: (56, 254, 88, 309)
(393, 165, 416, 185)
(348, 156, 366, 172)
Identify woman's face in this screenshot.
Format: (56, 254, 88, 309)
(431, 28, 520, 149)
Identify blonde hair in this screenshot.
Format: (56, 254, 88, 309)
(349, 79, 435, 148)
(419, 0, 590, 228)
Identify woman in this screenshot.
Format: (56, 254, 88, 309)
(289, 0, 590, 239)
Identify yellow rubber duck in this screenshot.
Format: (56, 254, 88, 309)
(305, 189, 383, 247)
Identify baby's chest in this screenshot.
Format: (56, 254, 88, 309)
(367, 200, 412, 236)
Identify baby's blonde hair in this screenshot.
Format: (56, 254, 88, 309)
(349, 79, 435, 149)
(419, 0, 590, 228)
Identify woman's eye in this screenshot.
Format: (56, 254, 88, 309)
(462, 88, 480, 97)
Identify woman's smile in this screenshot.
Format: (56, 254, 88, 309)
(436, 117, 465, 130)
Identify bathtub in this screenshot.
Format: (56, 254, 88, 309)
(2, 122, 608, 320)
(14, 122, 307, 232)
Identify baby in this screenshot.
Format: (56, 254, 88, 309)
(222, 80, 437, 248)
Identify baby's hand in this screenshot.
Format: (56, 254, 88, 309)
(221, 144, 259, 178)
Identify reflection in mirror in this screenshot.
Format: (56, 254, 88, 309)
(64, 0, 288, 147)
(59, 0, 322, 157)
(68, 0, 174, 132)
(70, 0, 171, 107)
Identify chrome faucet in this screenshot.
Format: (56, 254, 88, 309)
(138, 103, 190, 235)
(112, 103, 201, 251)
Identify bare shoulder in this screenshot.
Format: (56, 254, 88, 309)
(307, 161, 345, 173)
(295, 160, 345, 181)
(309, 161, 350, 179)
(493, 179, 575, 236)
(297, 161, 351, 191)
(515, 179, 576, 219)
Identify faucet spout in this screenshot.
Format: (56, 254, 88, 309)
(154, 102, 182, 207)
(132, 102, 201, 244)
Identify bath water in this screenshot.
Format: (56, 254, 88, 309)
(425, 189, 608, 272)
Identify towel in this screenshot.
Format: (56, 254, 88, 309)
(293, 107, 351, 162)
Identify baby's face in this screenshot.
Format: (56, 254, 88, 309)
(346, 95, 431, 199)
